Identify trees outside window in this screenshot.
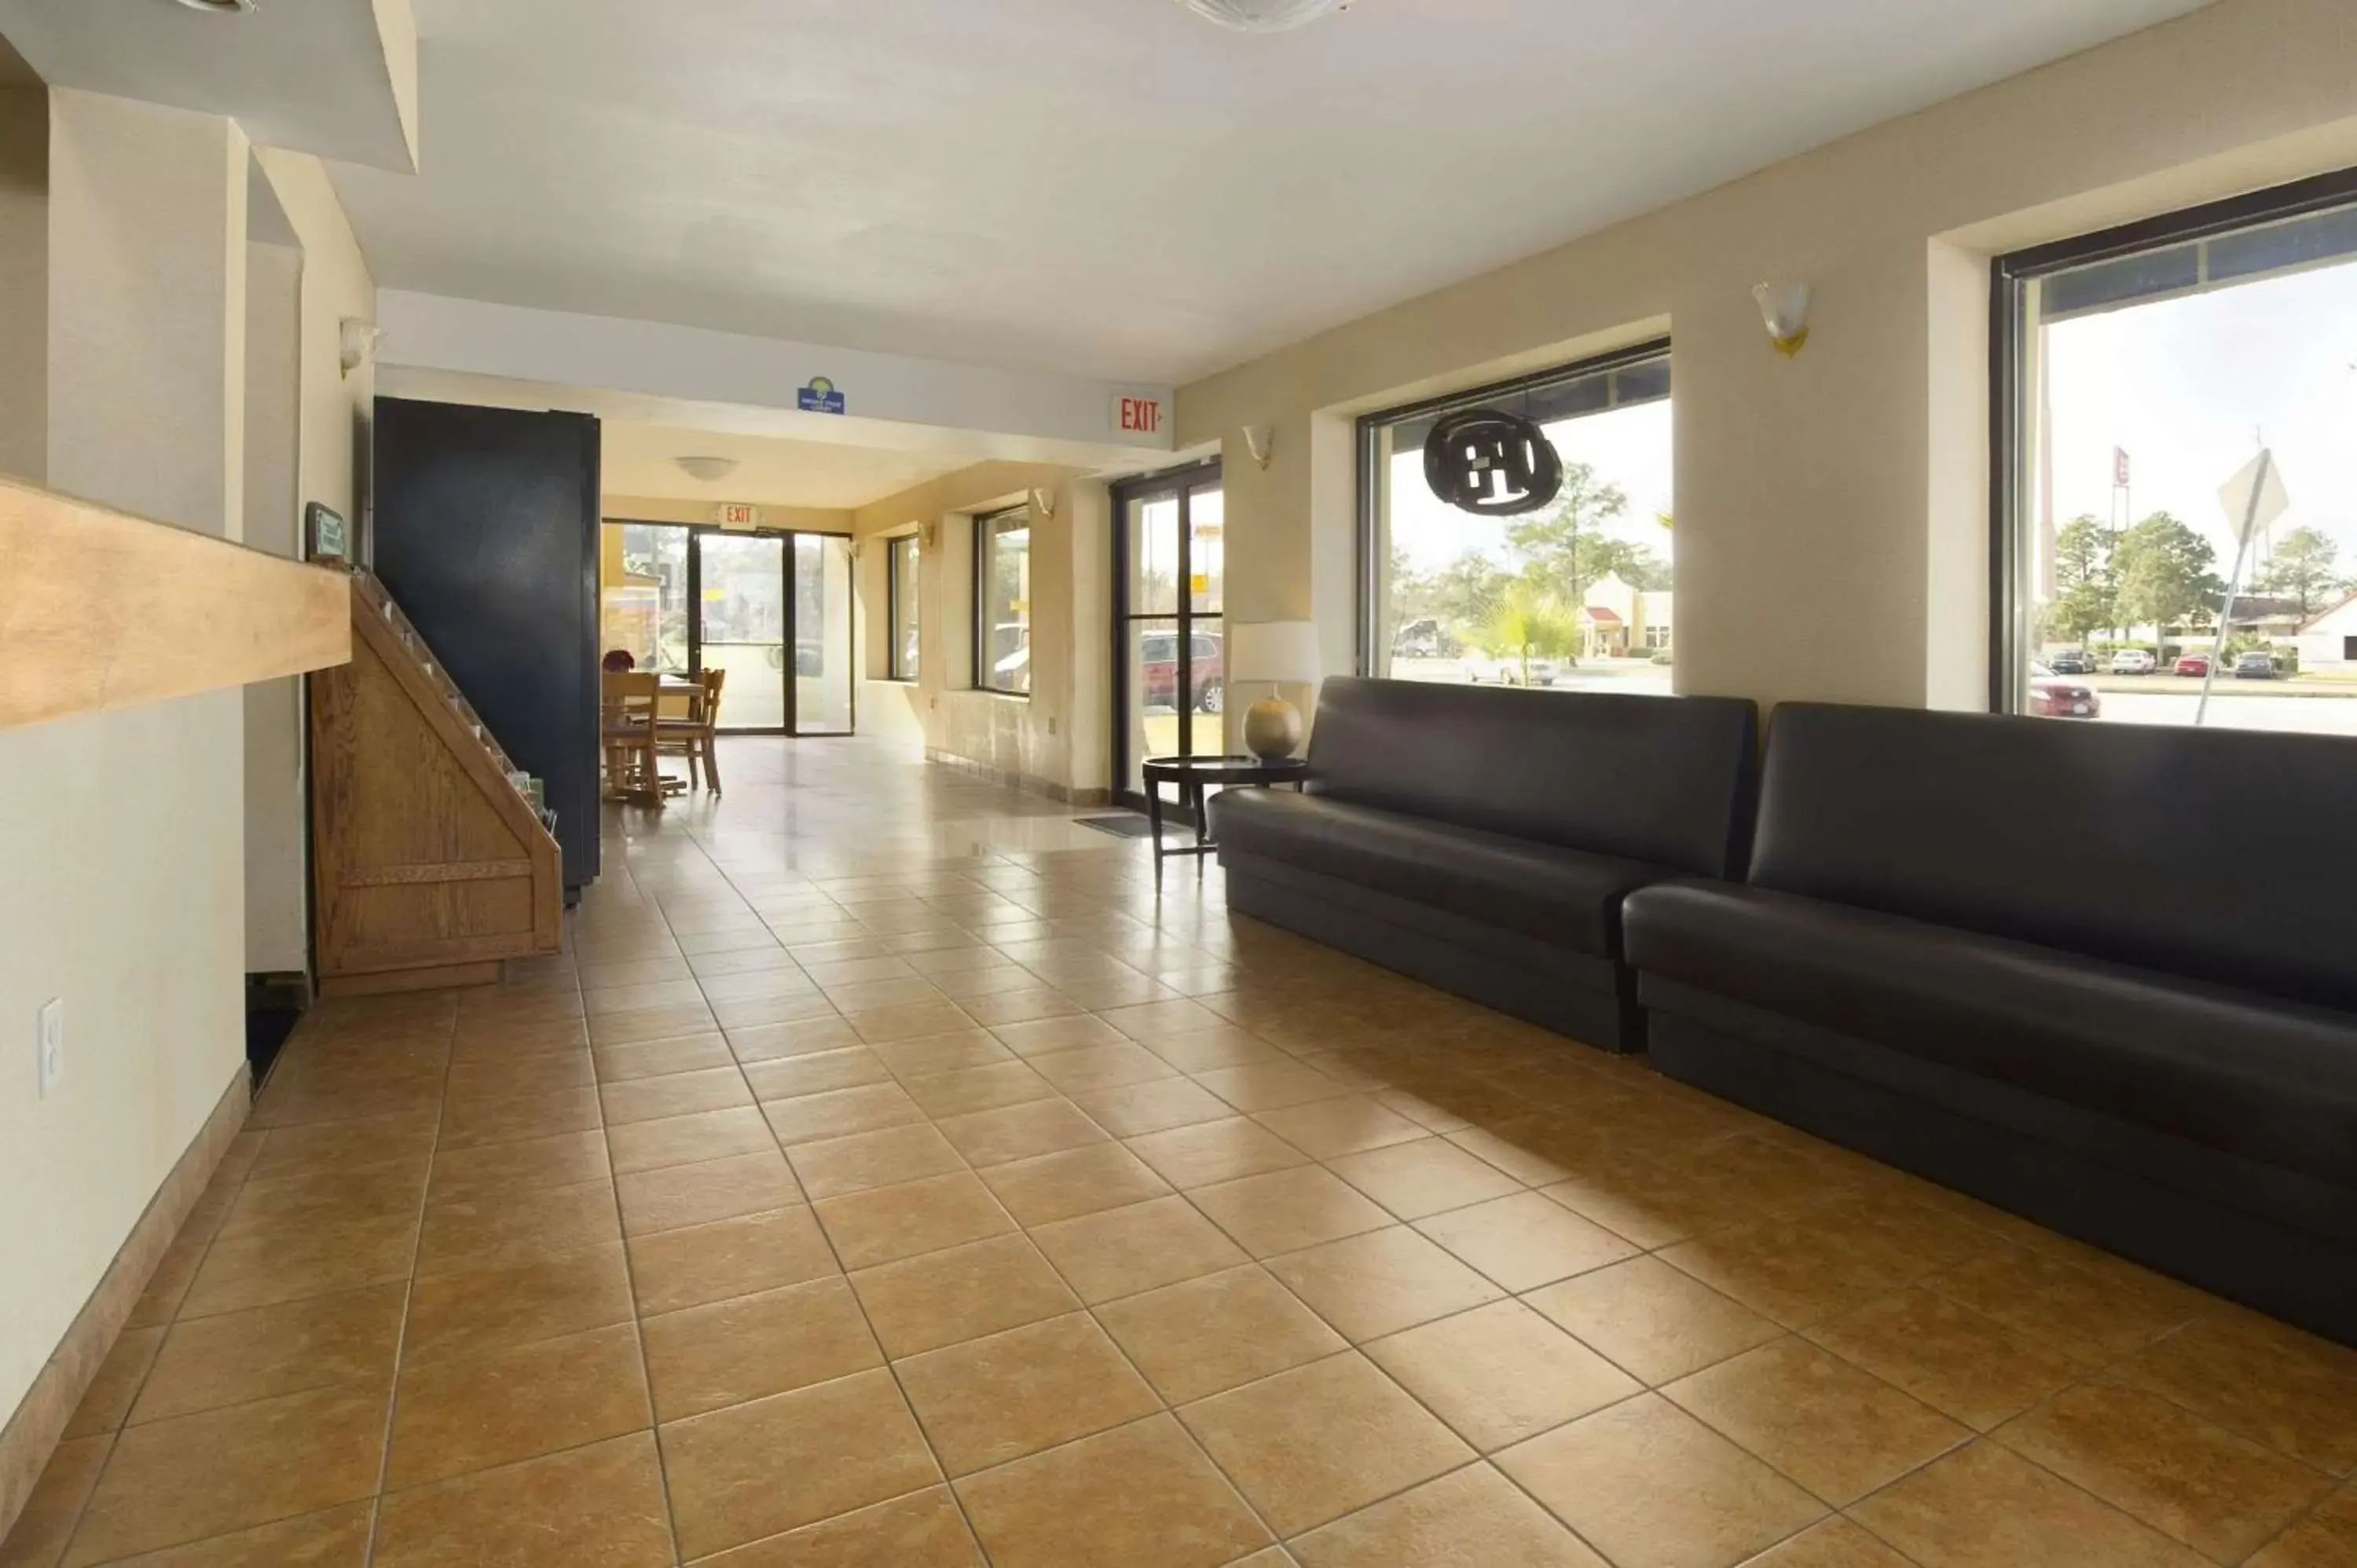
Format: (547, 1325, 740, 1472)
(2256, 526, 2350, 620)
(1364, 345, 1672, 692)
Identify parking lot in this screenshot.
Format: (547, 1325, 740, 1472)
(1387, 658, 2357, 736)
(2096, 687, 2357, 735)
(1390, 656, 1674, 695)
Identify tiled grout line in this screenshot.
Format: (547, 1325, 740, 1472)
(356, 996, 465, 1568)
(637, 849, 1004, 1567)
(573, 873, 694, 1568)
(2238, 1484, 2346, 1567)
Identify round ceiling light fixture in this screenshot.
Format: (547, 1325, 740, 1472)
(170, 0, 258, 14)
(674, 456, 741, 484)
(1174, 0, 1351, 32)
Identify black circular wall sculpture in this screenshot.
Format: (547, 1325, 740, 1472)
(1423, 408, 1564, 516)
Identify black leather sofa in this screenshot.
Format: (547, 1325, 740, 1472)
(1626, 703, 2357, 1344)
(1208, 676, 1759, 1052)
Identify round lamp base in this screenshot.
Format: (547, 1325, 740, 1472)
(1243, 697, 1303, 760)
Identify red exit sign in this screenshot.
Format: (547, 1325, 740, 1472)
(1114, 394, 1164, 436)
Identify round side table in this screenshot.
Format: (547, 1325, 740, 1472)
(1140, 754, 1311, 885)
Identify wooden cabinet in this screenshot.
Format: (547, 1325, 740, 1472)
(310, 571, 562, 995)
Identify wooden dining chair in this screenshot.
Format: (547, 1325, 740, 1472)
(658, 668, 727, 793)
(600, 670, 664, 806)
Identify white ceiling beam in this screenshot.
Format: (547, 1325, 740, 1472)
(0, 0, 416, 172)
(374, 291, 1175, 459)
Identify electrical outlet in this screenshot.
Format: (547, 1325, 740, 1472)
(36, 998, 62, 1097)
(1047, 716, 1058, 736)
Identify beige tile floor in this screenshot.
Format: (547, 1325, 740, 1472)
(8, 736, 2357, 1566)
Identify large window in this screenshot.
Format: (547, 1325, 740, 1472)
(599, 522, 691, 676)
(888, 533, 920, 682)
(1360, 343, 1673, 694)
(976, 505, 1032, 697)
(1997, 170, 2357, 738)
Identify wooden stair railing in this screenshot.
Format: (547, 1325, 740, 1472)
(310, 569, 563, 995)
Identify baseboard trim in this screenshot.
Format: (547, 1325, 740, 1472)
(0, 1062, 252, 1544)
(317, 959, 500, 998)
(923, 750, 1109, 808)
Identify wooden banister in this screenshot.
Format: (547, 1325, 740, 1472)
(0, 474, 350, 731)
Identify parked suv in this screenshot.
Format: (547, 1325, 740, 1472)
(2108, 649, 2157, 676)
(2048, 650, 2094, 675)
(1141, 630, 1224, 713)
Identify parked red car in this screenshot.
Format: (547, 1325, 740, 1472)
(2174, 654, 2212, 676)
(2029, 662, 2102, 720)
(1141, 629, 1225, 714)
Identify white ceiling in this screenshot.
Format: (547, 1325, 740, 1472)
(336, 0, 2205, 385)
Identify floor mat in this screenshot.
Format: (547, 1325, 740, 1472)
(1075, 814, 1159, 838)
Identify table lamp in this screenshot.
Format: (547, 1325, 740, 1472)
(1230, 621, 1321, 760)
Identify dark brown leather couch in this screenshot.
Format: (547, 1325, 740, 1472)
(1208, 676, 1760, 1051)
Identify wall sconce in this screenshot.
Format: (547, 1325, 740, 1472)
(919, 521, 939, 552)
(1243, 425, 1276, 470)
(1028, 487, 1059, 520)
(338, 317, 385, 378)
(1752, 282, 1812, 357)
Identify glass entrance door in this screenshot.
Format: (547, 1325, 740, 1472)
(697, 533, 788, 731)
(793, 534, 855, 735)
(1114, 463, 1224, 804)
(683, 529, 859, 735)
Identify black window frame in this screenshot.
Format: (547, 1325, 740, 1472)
(973, 504, 1032, 699)
(1109, 457, 1224, 811)
(1989, 164, 2357, 713)
(1353, 337, 1673, 676)
(885, 532, 920, 683)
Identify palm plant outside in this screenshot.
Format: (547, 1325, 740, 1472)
(1482, 582, 1582, 684)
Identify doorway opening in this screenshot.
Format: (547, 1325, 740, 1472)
(600, 521, 856, 736)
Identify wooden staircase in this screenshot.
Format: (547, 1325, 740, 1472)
(309, 569, 563, 995)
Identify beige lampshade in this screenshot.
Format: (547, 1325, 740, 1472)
(1229, 621, 1321, 685)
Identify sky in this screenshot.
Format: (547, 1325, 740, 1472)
(2044, 260, 2357, 574)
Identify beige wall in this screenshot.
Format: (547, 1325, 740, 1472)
(0, 104, 379, 1431)
(0, 89, 43, 483)
(0, 90, 255, 1426)
(1175, 0, 2357, 719)
(851, 462, 1109, 798)
(239, 150, 378, 978)
(256, 148, 376, 541)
